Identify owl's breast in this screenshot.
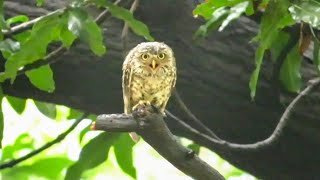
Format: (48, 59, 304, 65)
(130, 66, 175, 103)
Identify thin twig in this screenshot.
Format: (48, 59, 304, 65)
(0, 112, 89, 169)
(168, 78, 320, 151)
(172, 90, 222, 140)
(121, 0, 139, 55)
(3, 8, 66, 37)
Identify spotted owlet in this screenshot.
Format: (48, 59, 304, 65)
(122, 41, 177, 125)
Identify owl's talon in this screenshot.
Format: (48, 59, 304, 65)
(132, 100, 151, 112)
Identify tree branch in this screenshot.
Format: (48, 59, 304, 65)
(168, 78, 320, 151)
(93, 105, 225, 180)
(3, 8, 66, 37)
(0, 112, 89, 169)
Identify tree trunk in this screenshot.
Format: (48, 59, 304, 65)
(3, 0, 320, 179)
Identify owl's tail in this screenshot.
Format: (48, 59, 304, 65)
(129, 132, 140, 142)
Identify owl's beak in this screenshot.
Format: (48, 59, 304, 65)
(151, 59, 158, 69)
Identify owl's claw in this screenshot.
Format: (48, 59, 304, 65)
(132, 100, 151, 112)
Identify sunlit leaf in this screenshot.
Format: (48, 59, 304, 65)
(113, 133, 136, 179)
(0, 38, 20, 54)
(68, 108, 84, 120)
(279, 44, 302, 92)
(34, 100, 57, 119)
(249, 0, 295, 98)
(289, 1, 320, 29)
(193, 0, 253, 37)
(25, 65, 55, 92)
(194, 7, 229, 38)
(104, 1, 154, 41)
(219, 1, 250, 31)
(79, 124, 91, 143)
(27, 157, 73, 179)
(1, 133, 35, 160)
(65, 133, 120, 180)
(6, 15, 29, 26)
(60, 25, 77, 48)
(67, 8, 106, 56)
(6, 96, 26, 114)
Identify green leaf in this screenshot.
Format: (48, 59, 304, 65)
(0, 38, 20, 54)
(193, 0, 247, 19)
(34, 100, 57, 119)
(1, 13, 63, 82)
(67, 8, 106, 56)
(0, 87, 3, 148)
(1, 133, 34, 160)
(28, 157, 73, 179)
(25, 65, 55, 92)
(249, 46, 264, 99)
(313, 37, 320, 74)
(187, 143, 201, 155)
(104, 1, 154, 41)
(60, 25, 77, 48)
(68, 108, 84, 120)
(249, 0, 295, 98)
(113, 133, 136, 179)
(279, 44, 302, 92)
(194, 7, 229, 38)
(36, 0, 45, 6)
(219, 1, 250, 31)
(289, 0, 320, 29)
(78, 124, 91, 143)
(6, 96, 26, 114)
(6, 15, 29, 26)
(65, 133, 120, 180)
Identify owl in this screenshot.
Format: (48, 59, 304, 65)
(122, 42, 177, 117)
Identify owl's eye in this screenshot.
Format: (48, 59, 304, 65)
(141, 54, 149, 60)
(158, 53, 166, 59)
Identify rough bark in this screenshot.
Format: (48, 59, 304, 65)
(2, 0, 320, 179)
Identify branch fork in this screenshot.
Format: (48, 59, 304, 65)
(92, 104, 225, 180)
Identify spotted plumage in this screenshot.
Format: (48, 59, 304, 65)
(122, 42, 177, 115)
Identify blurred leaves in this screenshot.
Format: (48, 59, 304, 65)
(2, 157, 72, 180)
(65, 133, 120, 180)
(1, 133, 35, 161)
(34, 100, 57, 119)
(26, 65, 55, 93)
(6, 96, 26, 114)
(113, 134, 136, 179)
(289, 0, 320, 29)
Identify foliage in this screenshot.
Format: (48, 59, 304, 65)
(194, 0, 320, 98)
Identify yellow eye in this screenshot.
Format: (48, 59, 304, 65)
(158, 53, 166, 59)
(141, 53, 149, 60)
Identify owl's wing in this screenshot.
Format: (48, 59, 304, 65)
(122, 62, 133, 114)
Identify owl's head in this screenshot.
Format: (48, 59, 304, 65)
(127, 42, 175, 71)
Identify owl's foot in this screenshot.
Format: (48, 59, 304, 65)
(132, 100, 151, 112)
